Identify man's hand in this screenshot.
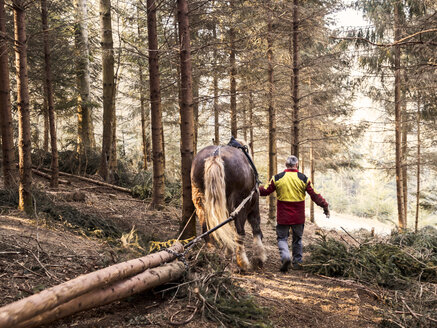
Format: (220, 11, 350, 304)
(323, 206, 330, 218)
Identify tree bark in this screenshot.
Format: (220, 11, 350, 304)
(73, 0, 92, 155)
(98, 0, 115, 182)
(0, 0, 16, 188)
(17, 261, 185, 328)
(401, 99, 408, 225)
(177, 0, 196, 239)
(394, 2, 405, 231)
(267, 16, 277, 223)
(291, 0, 300, 158)
(249, 91, 254, 158)
(310, 143, 315, 222)
(41, 0, 59, 188)
(0, 244, 184, 328)
(147, 0, 165, 207)
(213, 25, 219, 145)
(42, 95, 49, 153)
(137, 5, 148, 170)
(229, 26, 237, 137)
(192, 74, 199, 154)
(415, 98, 420, 233)
(13, 0, 32, 214)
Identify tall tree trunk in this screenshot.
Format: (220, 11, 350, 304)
(147, 0, 165, 207)
(310, 142, 315, 223)
(267, 17, 277, 222)
(13, 0, 32, 214)
(229, 27, 237, 138)
(242, 104, 247, 142)
(0, 0, 16, 188)
(137, 5, 148, 170)
(249, 91, 254, 158)
(177, 0, 196, 239)
(394, 2, 405, 231)
(98, 0, 115, 182)
(74, 0, 92, 155)
(291, 0, 300, 157)
(415, 98, 420, 233)
(192, 75, 199, 154)
(42, 94, 49, 153)
(401, 103, 408, 225)
(41, 0, 58, 188)
(213, 25, 219, 145)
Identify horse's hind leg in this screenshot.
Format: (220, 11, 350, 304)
(234, 214, 251, 271)
(248, 208, 267, 268)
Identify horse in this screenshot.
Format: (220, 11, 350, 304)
(191, 143, 267, 270)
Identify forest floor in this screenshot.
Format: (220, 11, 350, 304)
(0, 174, 384, 328)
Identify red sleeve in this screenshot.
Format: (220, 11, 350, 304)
(306, 181, 328, 208)
(259, 179, 276, 196)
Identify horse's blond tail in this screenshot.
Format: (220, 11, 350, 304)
(204, 156, 235, 250)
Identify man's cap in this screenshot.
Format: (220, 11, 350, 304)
(285, 155, 298, 167)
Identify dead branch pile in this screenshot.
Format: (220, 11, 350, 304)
(164, 249, 272, 328)
(305, 227, 437, 327)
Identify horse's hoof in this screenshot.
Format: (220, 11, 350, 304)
(251, 258, 264, 269)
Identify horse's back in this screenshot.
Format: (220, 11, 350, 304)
(191, 145, 255, 195)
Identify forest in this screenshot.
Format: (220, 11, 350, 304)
(0, 0, 436, 327)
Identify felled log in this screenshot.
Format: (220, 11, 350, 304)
(16, 261, 185, 328)
(31, 169, 70, 185)
(0, 243, 183, 328)
(37, 167, 131, 194)
(46, 190, 86, 202)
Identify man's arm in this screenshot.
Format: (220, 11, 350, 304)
(259, 178, 276, 196)
(305, 181, 328, 209)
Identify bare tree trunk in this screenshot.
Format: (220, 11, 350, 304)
(213, 25, 219, 145)
(42, 95, 49, 153)
(415, 98, 420, 233)
(229, 26, 237, 138)
(267, 17, 277, 223)
(74, 0, 92, 155)
(291, 0, 299, 157)
(310, 142, 315, 223)
(41, 0, 58, 188)
(13, 0, 32, 214)
(401, 105, 408, 225)
(147, 0, 165, 207)
(177, 0, 196, 239)
(0, 0, 16, 188)
(192, 74, 199, 154)
(394, 3, 405, 231)
(249, 91, 254, 158)
(137, 5, 148, 170)
(242, 104, 247, 142)
(98, 0, 115, 182)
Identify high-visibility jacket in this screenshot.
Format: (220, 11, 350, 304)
(259, 169, 328, 225)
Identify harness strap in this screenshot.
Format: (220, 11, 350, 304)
(227, 136, 261, 186)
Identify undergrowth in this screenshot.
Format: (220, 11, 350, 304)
(0, 189, 154, 252)
(162, 249, 272, 328)
(305, 228, 437, 327)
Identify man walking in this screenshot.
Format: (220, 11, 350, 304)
(259, 155, 329, 272)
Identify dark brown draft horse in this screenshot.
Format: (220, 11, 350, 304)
(191, 144, 267, 270)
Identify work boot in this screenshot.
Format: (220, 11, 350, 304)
(292, 262, 303, 270)
(280, 259, 291, 273)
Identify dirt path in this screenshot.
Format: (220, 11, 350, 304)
(0, 175, 383, 327)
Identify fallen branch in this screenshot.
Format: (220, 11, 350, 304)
(31, 169, 70, 185)
(17, 261, 186, 328)
(0, 243, 183, 328)
(36, 167, 131, 194)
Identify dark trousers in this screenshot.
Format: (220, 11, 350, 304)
(276, 224, 305, 264)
